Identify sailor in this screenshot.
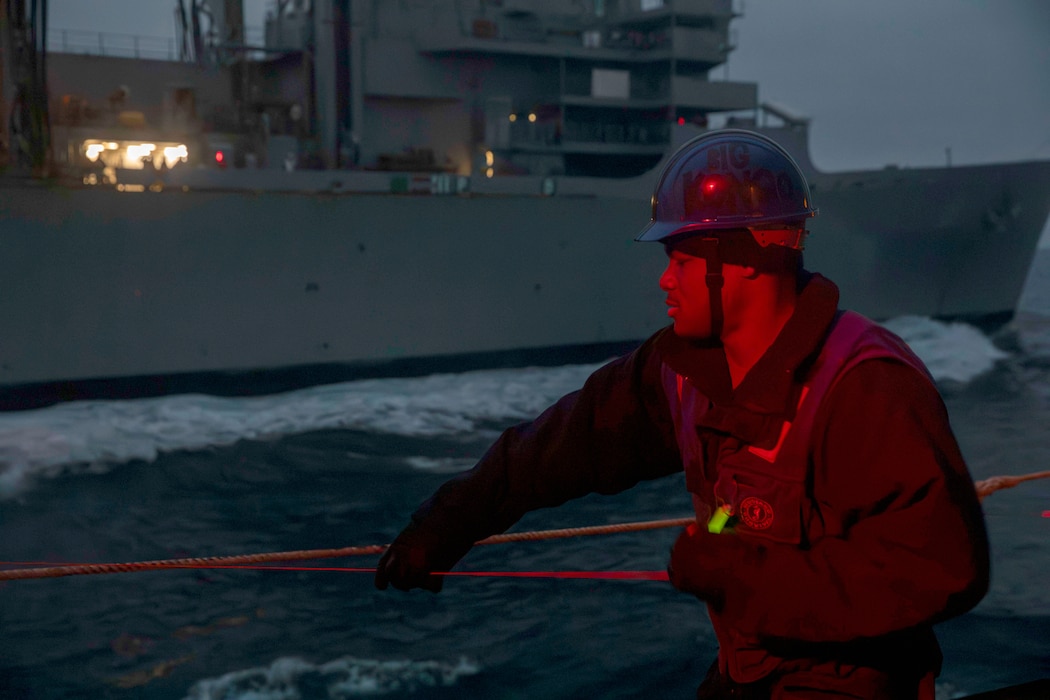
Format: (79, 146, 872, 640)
(374, 129, 989, 699)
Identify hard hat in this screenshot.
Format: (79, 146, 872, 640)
(636, 129, 817, 247)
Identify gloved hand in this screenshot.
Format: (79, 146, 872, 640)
(668, 522, 707, 593)
(375, 539, 444, 593)
(667, 521, 742, 608)
(374, 522, 472, 593)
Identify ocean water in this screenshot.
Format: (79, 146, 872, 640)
(1, 251, 1048, 700)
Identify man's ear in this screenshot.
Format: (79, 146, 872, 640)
(740, 264, 761, 280)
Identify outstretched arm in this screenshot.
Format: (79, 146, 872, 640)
(377, 332, 683, 591)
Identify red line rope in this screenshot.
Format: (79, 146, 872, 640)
(2, 469, 1044, 583)
(0, 517, 694, 582)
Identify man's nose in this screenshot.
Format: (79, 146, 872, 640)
(659, 264, 676, 291)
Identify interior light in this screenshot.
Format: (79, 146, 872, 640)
(126, 143, 156, 161)
(163, 144, 188, 169)
(485, 150, 494, 167)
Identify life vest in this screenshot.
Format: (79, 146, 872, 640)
(660, 310, 934, 683)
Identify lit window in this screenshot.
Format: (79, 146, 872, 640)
(162, 144, 189, 169)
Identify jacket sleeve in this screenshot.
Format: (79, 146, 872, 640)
(406, 332, 684, 556)
(704, 359, 990, 643)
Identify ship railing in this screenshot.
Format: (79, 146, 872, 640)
(562, 120, 670, 146)
(46, 27, 265, 62)
(47, 29, 179, 61)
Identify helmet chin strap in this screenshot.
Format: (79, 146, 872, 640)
(705, 243, 725, 340)
(665, 234, 726, 340)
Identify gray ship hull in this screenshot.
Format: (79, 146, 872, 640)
(2, 152, 1049, 405)
(804, 160, 1050, 322)
(6, 1, 1046, 406)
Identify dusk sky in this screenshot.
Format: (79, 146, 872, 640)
(47, 0, 1050, 243)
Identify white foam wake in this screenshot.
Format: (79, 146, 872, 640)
(0, 315, 1010, 498)
(182, 655, 480, 699)
(0, 362, 602, 498)
(881, 316, 1008, 383)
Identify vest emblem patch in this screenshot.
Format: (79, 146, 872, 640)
(740, 496, 775, 530)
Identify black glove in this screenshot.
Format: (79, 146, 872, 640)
(374, 522, 473, 593)
(668, 522, 705, 592)
(667, 520, 751, 612)
(375, 541, 444, 593)
(667, 522, 738, 608)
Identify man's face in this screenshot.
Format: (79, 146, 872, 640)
(659, 249, 715, 339)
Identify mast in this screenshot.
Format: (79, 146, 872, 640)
(347, 0, 364, 166)
(1, 0, 52, 175)
(0, 0, 9, 169)
(312, 0, 350, 168)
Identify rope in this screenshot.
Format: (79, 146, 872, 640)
(2, 468, 1047, 583)
(56, 564, 672, 581)
(0, 517, 694, 582)
(974, 470, 1050, 502)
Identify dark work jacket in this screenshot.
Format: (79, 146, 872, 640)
(407, 272, 989, 684)
(663, 308, 960, 684)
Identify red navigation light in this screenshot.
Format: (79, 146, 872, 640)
(215, 151, 225, 167)
(677, 117, 686, 126)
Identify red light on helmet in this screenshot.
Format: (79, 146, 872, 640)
(698, 174, 729, 204)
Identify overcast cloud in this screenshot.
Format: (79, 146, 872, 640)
(728, 0, 1049, 172)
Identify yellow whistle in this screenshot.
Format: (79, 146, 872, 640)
(707, 504, 734, 534)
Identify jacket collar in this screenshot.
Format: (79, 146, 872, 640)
(656, 272, 841, 445)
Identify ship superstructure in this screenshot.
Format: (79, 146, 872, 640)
(38, 0, 757, 184)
